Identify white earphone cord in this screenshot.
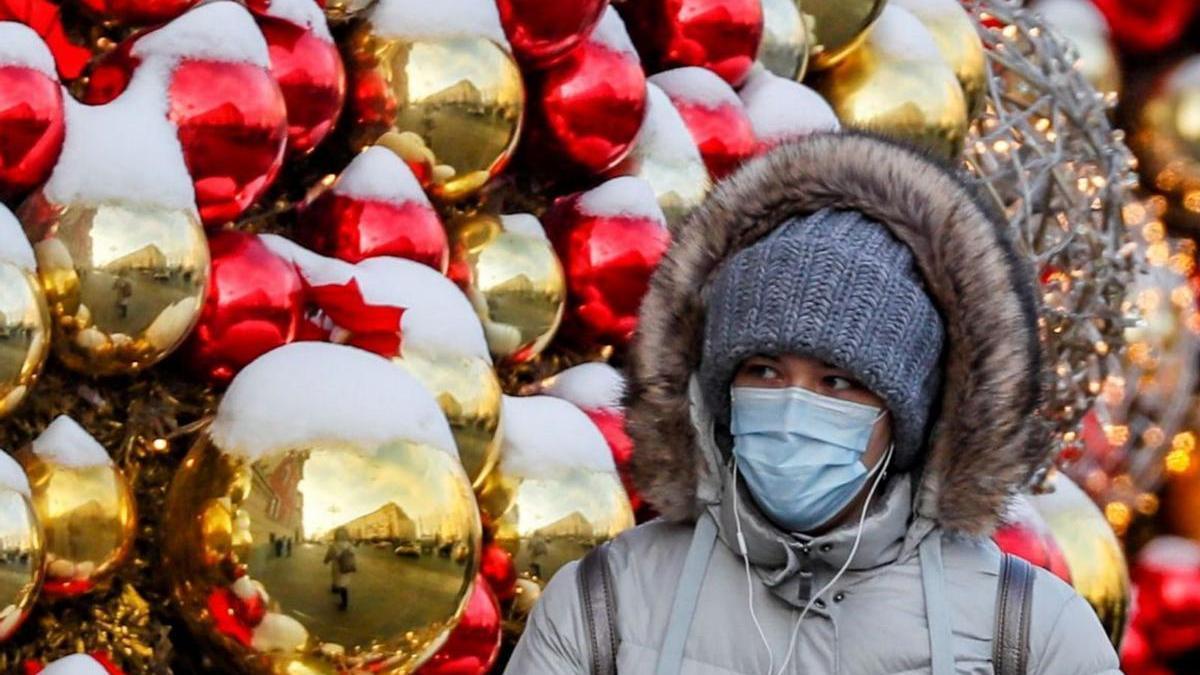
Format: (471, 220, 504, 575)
(733, 461, 776, 674)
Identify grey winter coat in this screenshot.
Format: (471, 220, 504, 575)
(506, 134, 1122, 674)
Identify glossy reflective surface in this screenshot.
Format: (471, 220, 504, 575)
(756, 0, 809, 80)
(620, 0, 764, 87)
(415, 573, 501, 675)
(496, 0, 607, 66)
(0, 486, 43, 640)
(76, 0, 197, 24)
(0, 263, 49, 418)
(672, 100, 757, 180)
(447, 215, 565, 364)
(301, 191, 448, 271)
(349, 33, 524, 201)
(164, 435, 481, 674)
(394, 345, 502, 488)
(618, 138, 711, 228)
(20, 192, 210, 376)
(18, 449, 135, 598)
(259, 14, 347, 156)
(803, 0, 886, 70)
(0, 65, 64, 201)
(896, 0, 988, 118)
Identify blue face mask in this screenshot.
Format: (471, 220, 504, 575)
(730, 385, 887, 533)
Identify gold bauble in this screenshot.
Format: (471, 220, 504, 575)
(893, 0, 988, 118)
(18, 192, 209, 376)
(757, 0, 810, 80)
(0, 456, 43, 641)
(1030, 0, 1121, 101)
(164, 434, 481, 674)
(393, 345, 502, 489)
(1131, 58, 1200, 232)
(815, 8, 969, 161)
(0, 262, 50, 417)
(323, 0, 376, 23)
(347, 28, 525, 202)
(1029, 471, 1130, 647)
(804, 0, 887, 70)
(447, 214, 565, 364)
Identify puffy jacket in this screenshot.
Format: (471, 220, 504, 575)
(507, 134, 1122, 674)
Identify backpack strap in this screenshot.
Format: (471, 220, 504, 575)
(993, 553, 1036, 675)
(578, 542, 618, 675)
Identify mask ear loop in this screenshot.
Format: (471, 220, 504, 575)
(773, 442, 895, 675)
(732, 459, 776, 674)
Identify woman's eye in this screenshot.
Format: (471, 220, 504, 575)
(747, 364, 781, 380)
(824, 375, 857, 391)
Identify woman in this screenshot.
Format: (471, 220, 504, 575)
(324, 527, 355, 611)
(506, 134, 1120, 674)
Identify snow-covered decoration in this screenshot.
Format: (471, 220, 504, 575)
(866, 5, 945, 63)
(739, 67, 840, 144)
(250, 612, 309, 651)
(333, 147, 430, 206)
(631, 83, 704, 167)
(0, 22, 57, 77)
(367, 0, 510, 49)
(260, 234, 356, 288)
(255, 0, 334, 42)
(542, 362, 626, 411)
(589, 6, 639, 58)
(0, 451, 30, 497)
(132, 1, 271, 67)
(0, 205, 36, 271)
(499, 213, 547, 240)
(499, 395, 617, 478)
(38, 655, 112, 675)
(649, 67, 742, 110)
(577, 176, 669, 227)
(31, 416, 111, 468)
(209, 342, 457, 460)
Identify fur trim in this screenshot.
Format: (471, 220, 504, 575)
(625, 133, 1046, 535)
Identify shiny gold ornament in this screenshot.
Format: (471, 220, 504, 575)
(18, 192, 209, 377)
(347, 28, 525, 202)
(323, 0, 377, 23)
(1030, 0, 1120, 101)
(17, 416, 136, 599)
(804, 0, 887, 70)
(1030, 472, 1130, 646)
(815, 6, 969, 161)
(0, 261, 50, 418)
(447, 214, 565, 364)
(394, 345, 502, 489)
(1131, 57, 1200, 233)
(893, 0, 988, 118)
(757, 0, 810, 80)
(0, 454, 43, 641)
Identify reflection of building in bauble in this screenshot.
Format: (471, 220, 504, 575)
(247, 450, 308, 548)
(534, 511, 594, 545)
(109, 244, 168, 272)
(339, 502, 417, 544)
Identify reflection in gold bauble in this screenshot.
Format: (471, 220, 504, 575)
(1130, 58, 1200, 232)
(0, 262, 49, 418)
(0, 455, 43, 641)
(394, 345, 502, 489)
(893, 0, 987, 118)
(324, 0, 376, 23)
(757, 0, 809, 80)
(1029, 471, 1130, 647)
(164, 434, 481, 674)
(815, 7, 969, 161)
(804, 0, 886, 70)
(18, 192, 209, 376)
(347, 28, 525, 202)
(447, 214, 565, 364)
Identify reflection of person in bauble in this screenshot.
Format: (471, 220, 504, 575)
(324, 527, 356, 611)
(507, 134, 1120, 673)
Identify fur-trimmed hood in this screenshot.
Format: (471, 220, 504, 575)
(625, 133, 1046, 536)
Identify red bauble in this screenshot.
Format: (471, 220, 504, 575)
(650, 67, 755, 180)
(0, 63, 63, 201)
(992, 495, 1073, 584)
(529, 8, 647, 175)
(1129, 537, 1200, 659)
(187, 231, 305, 385)
(1092, 0, 1199, 53)
(618, 0, 763, 87)
(76, 0, 198, 24)
(544, 176, 670, 346)
(299, 147, 447, 270)
(497, 0, 608, 66)
(479, 541, 517, 602)
(0, 0, 93, 80)
(255, 9, 345, 155)
(416, 575, 502, 675)
(587, 407, 643, 515)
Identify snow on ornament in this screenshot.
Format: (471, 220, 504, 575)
(32, 653, 124, 675)
(477, 395, 634, 632)
(16, 416, 136, 598)
(0, 204, 49, 418)
(18, 62, 210, 377)
(299, 146, 448, 270)
(544, 176, 670, 348)
(526, 6, 647, 176)
(496, 0, 607, 67)
(348, 0, 524, 201)
(0, 451, 41, 643)
(649, 67, 757, 180)
(618, 0, 764, 87)
(252, 0, 346, 156)
(0, 22, 64, 202)
(163, 342, 481, 674)
(739, 67, 839, 150)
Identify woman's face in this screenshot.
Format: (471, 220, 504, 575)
(732, 353, 893, 476)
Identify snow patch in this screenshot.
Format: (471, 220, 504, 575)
(589, 6, 639, 59)
(368, 0, 510, 49)
(543, 362, 626, 411)
(1139, 535, 1200, 569)
(32, 416, 111, 468)
(0, 22, 57, 78)
(500, 213, 547, 240)
(650, 67, 742, 109)
(39, 655, 108, 675)
(634, 84, 705, 165)
(0, 452, 30, 497)
(260, 234, 355, 287)
(577, 176, 668, 227)
(334, 147, 430, 207)
(866, 5, 943, 63)
(499, 395, 617, 478)
(210, 342, 457, 460)
(133, 1, 271, 68)
(0, 205, 36, 272)
(259, 0, 334, 42)
(739, 68, 839, 142)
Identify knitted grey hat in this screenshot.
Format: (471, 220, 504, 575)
(699, 208, 946, 470)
